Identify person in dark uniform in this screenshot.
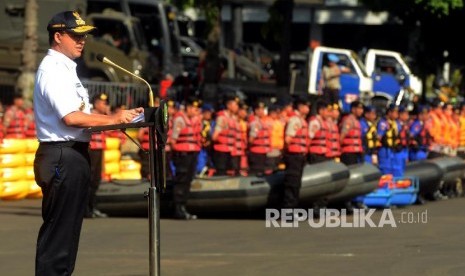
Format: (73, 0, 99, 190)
(86, 93, 110, 219)
(137, 99, 176, 180)
(409, 105, 431, 161)
(360, 105, 379, 165)
(377, 104, 400, 175)
(170, 97, 202, 219)
(282, 96, 310, 209)
(33, 11, 143, 275)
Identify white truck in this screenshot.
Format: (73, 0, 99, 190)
(308, 46, 373, 112)
(364, 49, 422, 108)
(308, 46, 422, 112)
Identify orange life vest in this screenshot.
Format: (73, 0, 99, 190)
(90, 132, 106, 150)
(249, 117, 271, 154)
(4, 107, 26, 138)
(232, 119, 246, 157)
(213, 111, 239, 153)
(24, 108, 36, 138)
(340, 114, 363, 153)
(140, 128, 150, 151)
(429, 112, 443, 147)
(459, 115, 465, 147)
(286, 115, 309, 154)
(448, 116, 459, 148)
(172, 111, 201, 152)
(270, 118, 285, 150)
(326, 120, 340, 158)
(309, 116, 328, 155)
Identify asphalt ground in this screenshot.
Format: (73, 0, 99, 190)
(1, 197, 465, 276)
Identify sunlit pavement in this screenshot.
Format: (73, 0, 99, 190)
(1, 197, 465, 275)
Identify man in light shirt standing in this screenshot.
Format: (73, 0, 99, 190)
(33, 11, 143, 275)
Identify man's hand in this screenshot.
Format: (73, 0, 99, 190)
(112, 107, 144, 124)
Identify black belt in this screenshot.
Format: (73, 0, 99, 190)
(40, 141, 89, 151)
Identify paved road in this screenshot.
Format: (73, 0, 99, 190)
(1, 197, 465, 275)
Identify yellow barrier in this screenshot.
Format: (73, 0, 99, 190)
(120, 159, 141, 172)
(0, 154, 26, 168)
(25, 139, 39, 153)
(25, 153, 35, 166)
(105, 137, 121, 150)
(1, 167, 27, 182)
(0, 139, 27, 154)
(26, 181, 42, 199)
(112, 171, 141, 180)
(0, 181, 30, 200)
(104, 150, 121, 163)
(104, 162, 120, 175)
(25, 166, 35, 180)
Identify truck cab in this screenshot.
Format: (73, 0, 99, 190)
(80, 10, 153, 82)
(0, 0, 152, 88)
(364, 49, 422, 108)
(308, 46, 373, 112)
(87, 0, 184, 80)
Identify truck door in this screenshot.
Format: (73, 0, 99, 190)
(128, 2, 183, 79)
(371, 55, 407, 100)
(315, 51, 361, 112)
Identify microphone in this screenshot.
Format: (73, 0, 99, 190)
(96, 54, 155, 107)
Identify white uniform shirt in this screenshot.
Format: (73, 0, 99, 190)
(33, 49, 91, 142)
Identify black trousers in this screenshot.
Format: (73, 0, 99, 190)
(172, 151, 199, 204)
(283, 153, 307, 208)
(248, 152, 267, 175)
(138, 149, 150, 179)
(308, 153, 329, 164)
(212, 151, 231, 175)
(88, 149, 103, 214)
(34, 141, 90, 276)
(340, 152, 364, 165)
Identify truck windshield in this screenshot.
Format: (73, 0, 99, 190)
(132, 19, 148, 52)
(92, 18, 132, 54)
(129, 3, 180, 57)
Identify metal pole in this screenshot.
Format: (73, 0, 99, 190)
(148, 186, 160, 276)
(148, 125, 160, 276)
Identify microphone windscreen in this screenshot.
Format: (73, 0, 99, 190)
(96, 54, 105, 62)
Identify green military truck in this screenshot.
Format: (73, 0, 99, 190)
(0, 0, 162, 103)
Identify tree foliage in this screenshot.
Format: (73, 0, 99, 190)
(361, 0, 463, 20)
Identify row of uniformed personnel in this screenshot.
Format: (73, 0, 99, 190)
(86, 93, 465, 215)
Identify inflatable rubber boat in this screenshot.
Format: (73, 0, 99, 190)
(96, 161, 351, 214)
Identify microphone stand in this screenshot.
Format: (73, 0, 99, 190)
(145, 102, 168, 276)
(90, 55, 168, 275)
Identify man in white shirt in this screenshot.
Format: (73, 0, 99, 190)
(33, 11, 143, 276)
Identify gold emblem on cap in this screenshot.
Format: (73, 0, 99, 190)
(73, 11, 86, 26)
(100, 93, 108, 100)
(79, 101, 85, 111)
